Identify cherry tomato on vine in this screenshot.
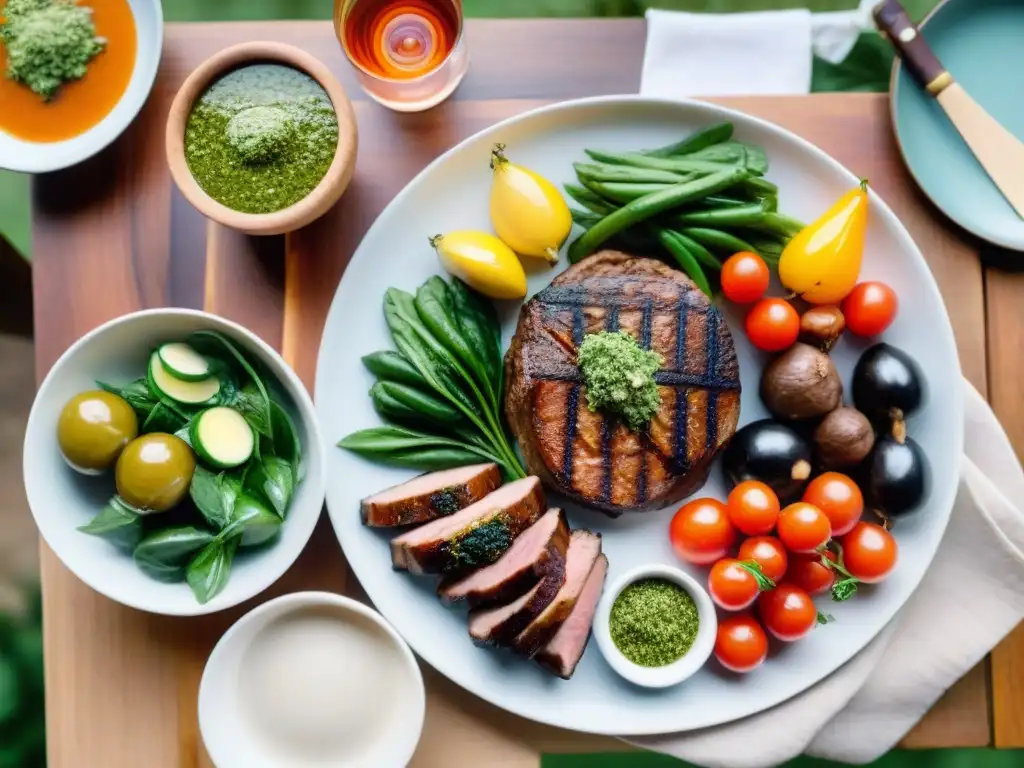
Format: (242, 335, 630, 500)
(745, 298, 800, 352)
(727, 480, 780, 536)
(669, 498, 737, 565)
(777, 502, 832, 553)
(708, 558, 775, 611)
(715, 614, 769, 673)
(840, 522, 898, 583)
(738, 536, 789, 583)
(721, 251, 770, 304)
(758, 583, 819, 642)
(786, 551, 836, 595)
(841, 281, 898, 337)
(802, 472, 863, 537)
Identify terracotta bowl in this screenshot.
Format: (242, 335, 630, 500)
(166, 41, 358, 236)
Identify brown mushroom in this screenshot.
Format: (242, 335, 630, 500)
(760, 343, 843, 421)
(813, 406, 875, 469)
(799, 306, 846, 351)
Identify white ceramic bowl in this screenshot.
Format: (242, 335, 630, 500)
(22, 308, 326, 616)
(0, 0, 162, 173)
(593, 564, 717, 688)
(198, 591, 425, 768)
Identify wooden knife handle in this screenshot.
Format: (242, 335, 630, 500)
(873, 0, 952, 96)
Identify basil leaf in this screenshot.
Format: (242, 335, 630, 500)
(265, 400, 303, 481)
(141, 402, 188, 434)
(224, 493, 283, 546)
(97, 377, 157, 421)
(233, 382, 272, 438)
(188, 330, 272, 434)
(447, 278, 502, 381)
(361, 350, 429, 389)
(244, 456, 294, 518)
(339, 425, 501, 469)
(77, 496, 143, 550)
(186, 536, 240, 604)
(189, 466, 240, 531)
(132, 526, 215, 582)
(174, 423, 193, 447)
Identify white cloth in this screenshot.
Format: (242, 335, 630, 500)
(626, 381, 1024, 765)
(641, 1, 878, 99)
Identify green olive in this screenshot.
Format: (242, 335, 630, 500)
(115, 433, 196, 513)
(57, 390, 138, 474)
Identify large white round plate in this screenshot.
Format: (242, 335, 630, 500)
(315, 97, 962, 736)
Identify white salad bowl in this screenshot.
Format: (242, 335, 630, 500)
(0, 0, 163, 173)
(22, 308, 326, 616)
(594, 565, 717, 689)
(198, 591, 425, 768)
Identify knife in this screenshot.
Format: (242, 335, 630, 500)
(873, 0, 1024, 219)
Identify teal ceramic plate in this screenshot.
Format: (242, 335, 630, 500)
(892, 0, 1024, 250)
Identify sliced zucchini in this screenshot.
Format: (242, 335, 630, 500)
(158, 342, 211, 382)
(190, 407, 255, 469)
(148, 352, 220, 405)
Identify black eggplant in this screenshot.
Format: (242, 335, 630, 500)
(722, 419, 813, 501)
(852, 344, 924, 435)
(860, 433, 928, 518)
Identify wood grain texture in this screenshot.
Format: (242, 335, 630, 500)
(30, 20, 1004, 766)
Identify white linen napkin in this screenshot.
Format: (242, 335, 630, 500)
(626, 381, 1024, 765)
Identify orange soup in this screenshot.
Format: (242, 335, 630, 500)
(0, 0, 137, 142)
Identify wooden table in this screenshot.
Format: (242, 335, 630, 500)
(32, 19, 1024, 766)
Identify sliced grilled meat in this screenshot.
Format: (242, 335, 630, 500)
(467, 572, 565, 646)
(361, 463, 502, 527)
(512, 530, 602, 657)
(505, 250, 741, 515)
(390, 477, 545, 576)
(535, 553, 608, 679)
(439, 507, 570, 608)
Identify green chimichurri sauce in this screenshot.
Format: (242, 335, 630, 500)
(609, 578, 699, 667)
(184, 63, 339, 215)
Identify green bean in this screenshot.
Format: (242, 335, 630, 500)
(571, 208, 603, 228)
(688, 141, 769, 174)
(666, 230, 721, 272)
(643, 122, 734, 158)
(564, 184, 616, 215)
(748, 212, 805, 238)
(573, 162, 690, 185)
(672, 202, 768, 228)
(586, 149, 742, 175)
(581, 180, 671, 204)
(679, 227, 758, 257)
(736, 176, 778, 195)
(361, 350, 428, 388)
(567, 168, 748, 264)
(656, 229, 712, 297)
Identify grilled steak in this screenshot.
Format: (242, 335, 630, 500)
(512, 530, 602, 657)
(467, 571, 566, 646)
(535, 553, 608, 679)
(439, 507, 570, 608)
(505, 251, 741, 515)
(361, 463, 502, 527)
(390, 477, 545, 576)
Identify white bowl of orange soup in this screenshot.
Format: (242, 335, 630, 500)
(0, 0, 161, 173)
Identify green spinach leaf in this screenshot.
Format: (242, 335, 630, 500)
(244, 455, 294, 518)
(189, 466, 241, 530)
(77, 496, 143, 550)
(265, 400, 303, 481)
(339, 425, 503, 471)
(133, 526, 215, 582)
(223, 493, 283, 546)
(361, 350, 429, 389)
(232, 382, 272, 438)
(447, 278, 503, 379)
(141, 402, 188, 434)
(186, 536, 240, 604)
(97, 377, 157, 421)
(174, 423, 193, 447)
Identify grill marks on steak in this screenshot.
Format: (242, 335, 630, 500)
(438, 507, 570, 608)
(361, 463, 502, 527)
(505, 251, 741, 514)
(535, 553, 608, 679)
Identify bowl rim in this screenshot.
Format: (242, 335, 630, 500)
(197, 590, 426, 768)
(165, 41, 358, 236)
(23, 307, 328, 617)
(0, 0, 164, 173)
(592, 564, 718, 689)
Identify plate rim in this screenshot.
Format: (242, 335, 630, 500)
(315, 94, 964, 736)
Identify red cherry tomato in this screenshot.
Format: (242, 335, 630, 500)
(714, 614, 769, 673)
(721, 251, 770, 304)
(840, 522, 898, 583)
(745, 298, 800, 352)
(841, 282, 899, 337)
(669, 498, 737, 565)
(727, 480, 780, 536)
(802, 472, 864, 537)
(758, 584, 818, 642)
(786, 551, 836, 595)
(738, 536, 789, 583)
(777, 502, 832, 554)
(708, 558, 774, 611)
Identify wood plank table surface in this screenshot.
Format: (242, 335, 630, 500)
(31, 19, 1024, 767)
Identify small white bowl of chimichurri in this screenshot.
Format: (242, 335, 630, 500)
(166, 41, 358, 236)
(594, 564, 717, 688)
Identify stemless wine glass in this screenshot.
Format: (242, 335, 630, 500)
(334, 0, 469, 112)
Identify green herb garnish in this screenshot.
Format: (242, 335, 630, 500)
(577, 330, 663, 431)
(610, 579, 699, 667)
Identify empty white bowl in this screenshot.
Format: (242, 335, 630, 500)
(199, 591, 425, 768)
(593, 564, 717, 688)
(23, 308, 326, 616)
(0, 0, 162, 172)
